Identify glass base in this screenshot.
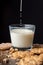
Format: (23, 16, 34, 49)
(12, 46, 33, 51)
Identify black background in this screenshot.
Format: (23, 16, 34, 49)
(0, 0, 43, 44)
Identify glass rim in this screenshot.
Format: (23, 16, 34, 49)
(9, 24, 35, 28)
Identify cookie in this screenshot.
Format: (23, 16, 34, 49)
(0, 43, 12, 50)
(33, 44, 43, 48)
(30, 48, 43, 55)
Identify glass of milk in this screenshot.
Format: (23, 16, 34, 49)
(9, 24, 35, 50)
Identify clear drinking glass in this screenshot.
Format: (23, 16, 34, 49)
(9, 24, 35, 50)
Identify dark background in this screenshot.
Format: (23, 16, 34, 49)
(0, 0, 43, 44)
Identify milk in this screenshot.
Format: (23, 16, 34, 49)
(10, 29, 34, 48)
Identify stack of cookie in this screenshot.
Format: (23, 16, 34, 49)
(0, 43, 43, 65)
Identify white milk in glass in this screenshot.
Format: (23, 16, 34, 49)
(10, 29, 34, 48)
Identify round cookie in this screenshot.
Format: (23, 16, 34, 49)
(0, 43, 12, 50)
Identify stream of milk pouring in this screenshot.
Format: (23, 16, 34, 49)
(20, 0, 22, 25)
